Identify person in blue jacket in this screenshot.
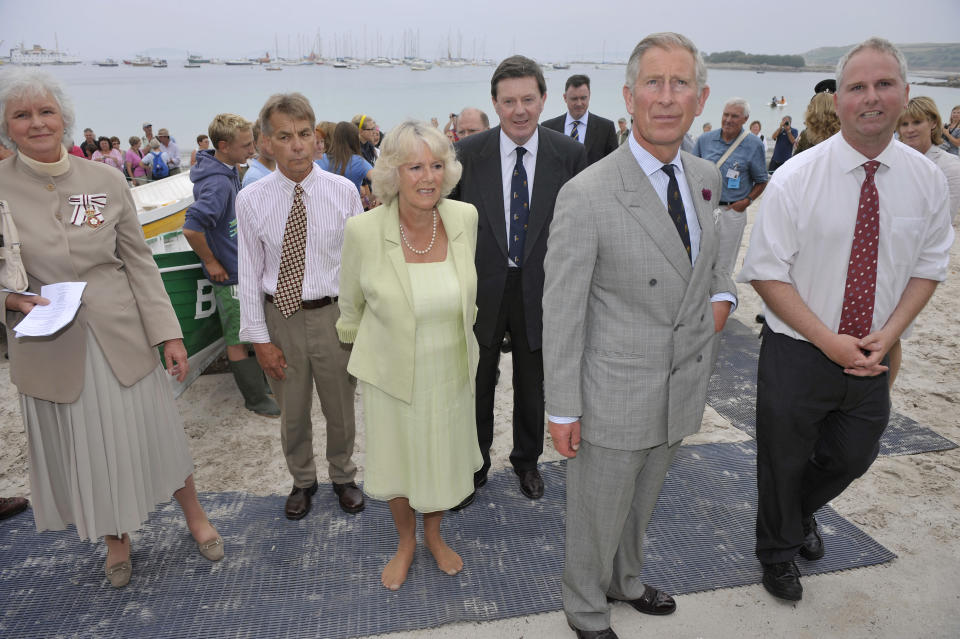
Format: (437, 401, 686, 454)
(183, 113, 280, 417)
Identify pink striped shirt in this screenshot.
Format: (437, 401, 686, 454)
(236, 164, 362, 343)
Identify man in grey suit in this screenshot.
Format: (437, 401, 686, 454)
(544, 32, 737, 639)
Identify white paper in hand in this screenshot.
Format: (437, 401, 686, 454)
(14, 282, 87, 338)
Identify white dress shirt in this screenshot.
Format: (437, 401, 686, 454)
(161, 139, 181, 167)
(738, 134, 954, 342)
(499, 128, 538, 266)
(564, 111, 589, 145)
(236, 165, 363, 343)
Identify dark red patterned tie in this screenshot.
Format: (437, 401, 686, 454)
(274, 184, 307, 318)
(838, 160, 881, 339)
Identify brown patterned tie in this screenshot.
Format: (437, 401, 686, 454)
(274, 184, 307, 318)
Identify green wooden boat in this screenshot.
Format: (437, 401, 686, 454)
(146, 230, 225, 397)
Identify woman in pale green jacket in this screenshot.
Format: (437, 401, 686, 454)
(337, 120, 482, 591)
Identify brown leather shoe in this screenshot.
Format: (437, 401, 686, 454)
(285, 481, 318, 520)
(0, 497, 29, 520)
(608, 584, 677, 615)
(332, 481, 365, 514)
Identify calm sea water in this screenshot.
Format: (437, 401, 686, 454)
(9, 62, 960, 156)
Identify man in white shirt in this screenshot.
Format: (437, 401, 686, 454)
(156, 127, 181, 174)
(541, 74, 619, 166)
(236, 92, 364, 520)
(738, 37, 954, 602)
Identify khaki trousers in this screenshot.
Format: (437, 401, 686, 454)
(264, 301, 357, 487)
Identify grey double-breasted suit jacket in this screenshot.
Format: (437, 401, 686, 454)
(543, 144, 736, 451)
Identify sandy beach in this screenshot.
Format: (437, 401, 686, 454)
(1, 203, 958, 638)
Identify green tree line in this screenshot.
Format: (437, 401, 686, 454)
(704, 51, 806, 68)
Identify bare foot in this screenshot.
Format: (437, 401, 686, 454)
(104, 533, 130, 565)
(381, 544, 415, 591)
(425, 537, 463, 576)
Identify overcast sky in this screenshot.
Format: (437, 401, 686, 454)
(2, 0, 958, 62)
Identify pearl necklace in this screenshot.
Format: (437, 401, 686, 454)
(399, 208, 438, 255)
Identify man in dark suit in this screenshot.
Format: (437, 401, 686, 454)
(542, 74, 619, 165)
(451, 55, 587, 505)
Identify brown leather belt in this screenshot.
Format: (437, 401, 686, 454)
(264, 293, 337, 309)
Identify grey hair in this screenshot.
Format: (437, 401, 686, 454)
(258, 92, 315, 138)
(836, 37, 907, 89)
(625, 32, 707, 96)
(724, 97, 750, 119)
(369, 120, 462, 205)
(0, 68, 76, 150)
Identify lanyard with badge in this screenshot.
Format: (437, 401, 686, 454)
(726, 162, 741, 190)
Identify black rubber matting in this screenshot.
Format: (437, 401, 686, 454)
(708, 319, 957, 456)
(0, 441, 895, 639)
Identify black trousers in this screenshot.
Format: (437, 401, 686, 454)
(475, 269, 544, 477)
(755, 326, 890, 564)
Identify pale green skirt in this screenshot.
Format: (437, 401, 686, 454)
(361, 254, 482, 512)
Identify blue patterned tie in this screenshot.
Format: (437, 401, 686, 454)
(509, 147, 529, 266)
(571, 120, 581, 141)
(661, 164, 692, 262)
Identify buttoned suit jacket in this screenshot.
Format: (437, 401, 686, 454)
(0, 154, 181, 403)
(541, 111, 619, 166)
(451, 125, 586, 350)
(543, 144, 734, 451)
(336, 198, 479, 403)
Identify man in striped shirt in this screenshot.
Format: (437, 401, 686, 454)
(237, 93, 365, 520)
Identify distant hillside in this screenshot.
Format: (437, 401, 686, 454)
(803, 43, 960, 72)
(704, 51, 805, 67)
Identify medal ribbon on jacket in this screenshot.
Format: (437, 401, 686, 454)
(67, 194, 107, 228)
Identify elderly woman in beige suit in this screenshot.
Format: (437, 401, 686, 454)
(337, 120, 482, 591)
(0, 69, 222, 588)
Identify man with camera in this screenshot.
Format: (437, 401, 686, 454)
(769, 116, 798, 172)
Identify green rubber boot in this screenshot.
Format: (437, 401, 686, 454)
(229, 358, 281, 418)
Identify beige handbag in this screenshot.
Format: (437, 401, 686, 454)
(0, 199, 29, 292)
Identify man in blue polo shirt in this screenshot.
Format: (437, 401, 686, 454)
(694, 97, 768, 210)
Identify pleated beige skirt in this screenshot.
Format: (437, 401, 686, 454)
(20, 331, 194, 541)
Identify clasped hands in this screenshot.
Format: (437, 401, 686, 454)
(821, 330, 891, 377)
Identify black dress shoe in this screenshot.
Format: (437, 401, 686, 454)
(516, 468, 544, 499)
(568, 622, 619, 639)
(332, 481, 365, 514)
(450, 471, 488, 511)
(474, 472, 488, 489)
(500, 333, 512, 353)
(0, 497, 29, 520)
(799, 515, 824, 560)
(285, 481, 319, 520)
(449, 491, 475, 511)
(608, 584, 676, 616)
(762, 560, 803, 601)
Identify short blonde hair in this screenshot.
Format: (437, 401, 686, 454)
(208, 113, 252, 149)
(898, 96, 944, 146)
(369, 120, 462, 204)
